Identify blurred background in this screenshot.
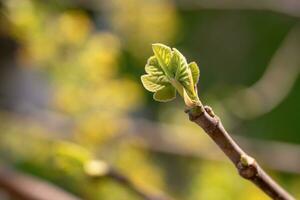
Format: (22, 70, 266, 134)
(0, 0, 300, 199)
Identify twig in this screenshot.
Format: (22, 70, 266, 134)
(186, 105, 295, 200)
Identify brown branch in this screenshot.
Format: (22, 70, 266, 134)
(186, 105, 295, 200)
(0, 163, 172, 200)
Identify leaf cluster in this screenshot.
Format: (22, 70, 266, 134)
(141, 43, 201, 107)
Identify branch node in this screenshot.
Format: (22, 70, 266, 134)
(186, 105, 220, 134)
(204, 105, 215, 117)
(185, 105, 205, 121)
(237, 155, 258, 179)
(240, 154, 255, 166)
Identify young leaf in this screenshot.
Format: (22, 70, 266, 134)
(152, 43, 175, 78)
(141, 56, 168, 92)
(188, 62, 200, 85)
(153, 84, 176, 102)
(172, 48, 197, 100)
(141, 43, 202, 107)
(141, 75, 165, 92)
(183, 89, 195, 107)
(145, 56, 161, 75)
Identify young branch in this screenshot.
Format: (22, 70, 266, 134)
(186, 105, 295, 200)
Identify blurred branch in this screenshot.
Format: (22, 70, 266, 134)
(128, 119, 300, 175)
(175, 0, 300, 18)
(2, 111, 299, 199)
(84, 160, 174, 200)
(0, 121, 174, 200)
(0, 167, 81, 200)
(225, 24, 300, 119)
(108, 170, 173, 200)
(128, 119, 296, 172)
(5, 110, 300, 175)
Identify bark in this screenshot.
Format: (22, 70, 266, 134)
(186, 105, 295, 200)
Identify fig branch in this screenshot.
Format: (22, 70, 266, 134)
(141, 43, 295, 200)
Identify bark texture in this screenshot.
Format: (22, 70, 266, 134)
(186, 105, 295, 200)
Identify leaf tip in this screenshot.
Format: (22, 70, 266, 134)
(152, 43, 170, 53)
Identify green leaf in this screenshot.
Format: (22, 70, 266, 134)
(152, 43, 175, 78)
(189, 62, 200, 85)
(145, 56, 163, 75)
(153, 84, 176, 102)
(183, 88, 195, 107)
(141, 43, 202, 107)
(172, 48, 196, 99)
(141, 75, 165, 92)
(141, 56, 169, 92)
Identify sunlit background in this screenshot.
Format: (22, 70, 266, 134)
(0, 0, 300, 199)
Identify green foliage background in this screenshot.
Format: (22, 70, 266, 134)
(0, 0, 299, 199)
